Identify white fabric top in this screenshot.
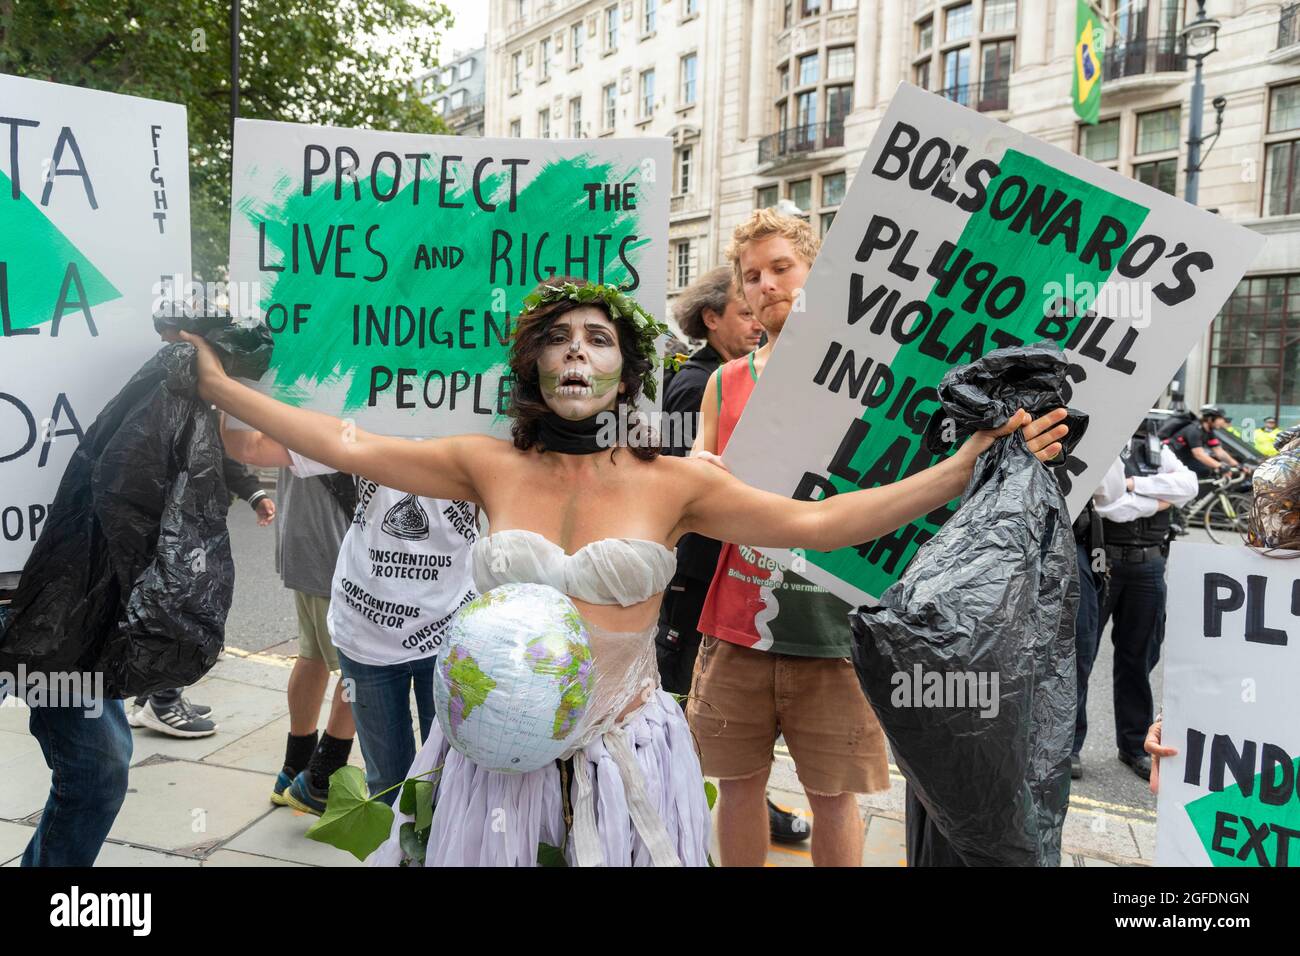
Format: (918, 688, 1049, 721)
(1092, 447, 1199, 524)
(288, 449, 478, 666)
(472, 529, 676, 607)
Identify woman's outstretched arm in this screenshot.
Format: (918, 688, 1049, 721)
(182, 331, 491, 503)
(676, 409, 1069, 552)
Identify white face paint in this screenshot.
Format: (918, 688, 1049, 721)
(537, 305, 626, 420)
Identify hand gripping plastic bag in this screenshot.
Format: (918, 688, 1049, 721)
(849, 343, 1085, 866)
(0, 323, 272, 698)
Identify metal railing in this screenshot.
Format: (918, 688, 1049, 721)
(444, 93, 485, 116)
(1103, 33, 1185, 80)
(757, 118, 846, 164)
(1280, 3, 1300, 50)
(936, 78, 1009, 112)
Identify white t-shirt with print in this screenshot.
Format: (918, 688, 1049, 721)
(289, 450, 479, 666)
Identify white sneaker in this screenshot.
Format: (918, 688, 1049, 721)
(133, 699, 218, 738)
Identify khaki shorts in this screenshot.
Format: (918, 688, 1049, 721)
(686, 635, 890, 796)
(294, 591, 339, 671)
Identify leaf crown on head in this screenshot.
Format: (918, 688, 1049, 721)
(520, 281, 670, 401)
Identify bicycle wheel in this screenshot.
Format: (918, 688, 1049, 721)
(1204, 493, 1248, 544)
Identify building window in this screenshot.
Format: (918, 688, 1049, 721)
(643, 0, 657, 34)
(513, 0, 525, 21)
(510, 118, 521, 137)
(676, 145, 693, 194)
(440, 67, 454, 87)
(775, 98, 788, 133)
(778, 63, 790, 94)
(684, 0, 699, 16)
(829, 0, 854, 10)
(914, 60, 931, 90)
(676, 240, 692, 288)
(511, 52, 522, 93)
(982, 0, 1016, 33)
(569, 97, 583, 137)
(539, 37, 552, 81)
(795, 90, 817, 142)
(538, 108, 550, 139)
(603, 83, 617, 130)
(788, 178, 812, 216)
(458, 60, 474, 80)
(1208, 276, 1300, 423)
(605, 5, 619, 51)
(1271, 83, 1300, 134)
(980, 38, 1013, 107)
(801, 0, 822, 19)
(821, 211, 837, 237)
(639, 68, 656, 119)
(1265, 83, 1300, 217)
(798, 52, 819, 86)
(680, 53, 698, 105)
(1133, 158, 1177, 195)
(571, 22, 585, 67)
(917, 16, 933, 52)
(945, 2, 973, 42)
(942, 47, 971, 104)
(822, 170, 846, 207)
(1136, 106, 1180, 154)
(827, 46, 854, 81)
(826, 85, 851, 144)
(1079, 117, 1120, 165)
(450, 89, 466, 110)
(783, 0, 793, 29)
(756, 184, 779, 209)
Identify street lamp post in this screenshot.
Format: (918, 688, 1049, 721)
(1170, 0, 1223, 410)
(1182, 0, 1223, 206)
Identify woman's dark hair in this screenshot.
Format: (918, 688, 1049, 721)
(507, 275, 659, 461)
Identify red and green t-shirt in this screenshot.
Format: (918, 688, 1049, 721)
(696, 353, 853, 657)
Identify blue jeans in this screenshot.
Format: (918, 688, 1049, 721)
(337, 651, 437, 806)
(22, 697, 132, 866)
(1072, 541, 1102, 756)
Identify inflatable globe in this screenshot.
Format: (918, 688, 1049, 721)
(433, 582, 595, 773)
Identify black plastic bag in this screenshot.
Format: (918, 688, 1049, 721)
(849, 343, 1083, 866)
(0, 323, 272, 698)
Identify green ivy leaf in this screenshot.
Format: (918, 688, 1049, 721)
(704, 781, 718, 811)
(413, 780, 435, 833)
(304, 765, 395, 863)
(537, 842, 568, 867)
(399, 822, 428, 864)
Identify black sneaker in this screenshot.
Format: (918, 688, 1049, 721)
(132, 698, 218, 738)
(1070, 753, 1083, 780)
(768, 798, 811, 844)
(1118, 750, 1151, 781)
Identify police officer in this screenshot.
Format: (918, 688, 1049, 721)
(1079, 418, 1197, 780)
(1167, 404, 1242, 479)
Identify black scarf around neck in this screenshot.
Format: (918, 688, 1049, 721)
(537, 411, 607, 455)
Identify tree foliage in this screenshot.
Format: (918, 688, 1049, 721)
(0, 0, 453, 275)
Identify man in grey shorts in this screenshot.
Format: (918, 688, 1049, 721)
(268, 466, 356, 813)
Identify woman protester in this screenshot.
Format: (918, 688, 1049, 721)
(182, 275, 1068, 867)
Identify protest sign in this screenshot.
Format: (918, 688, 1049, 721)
(227, 120, 670, 437)
(724, 83, 1265, 607)
(1157, 543, 1300, 867)
(0, 74, 190, 574)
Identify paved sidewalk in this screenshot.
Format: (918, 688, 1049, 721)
(0, 643, 1154, 867)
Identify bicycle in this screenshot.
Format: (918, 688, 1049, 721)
(1177, 469, 1253, 545)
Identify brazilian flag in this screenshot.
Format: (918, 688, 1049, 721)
(1072, 0, 1103, 124)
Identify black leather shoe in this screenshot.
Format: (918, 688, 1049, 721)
(768, 798, 811, 844)
(1070, 753, 1082, 780)
(1118, 750, 1151, 781)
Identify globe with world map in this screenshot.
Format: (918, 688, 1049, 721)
(433, 582, 595, 773)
